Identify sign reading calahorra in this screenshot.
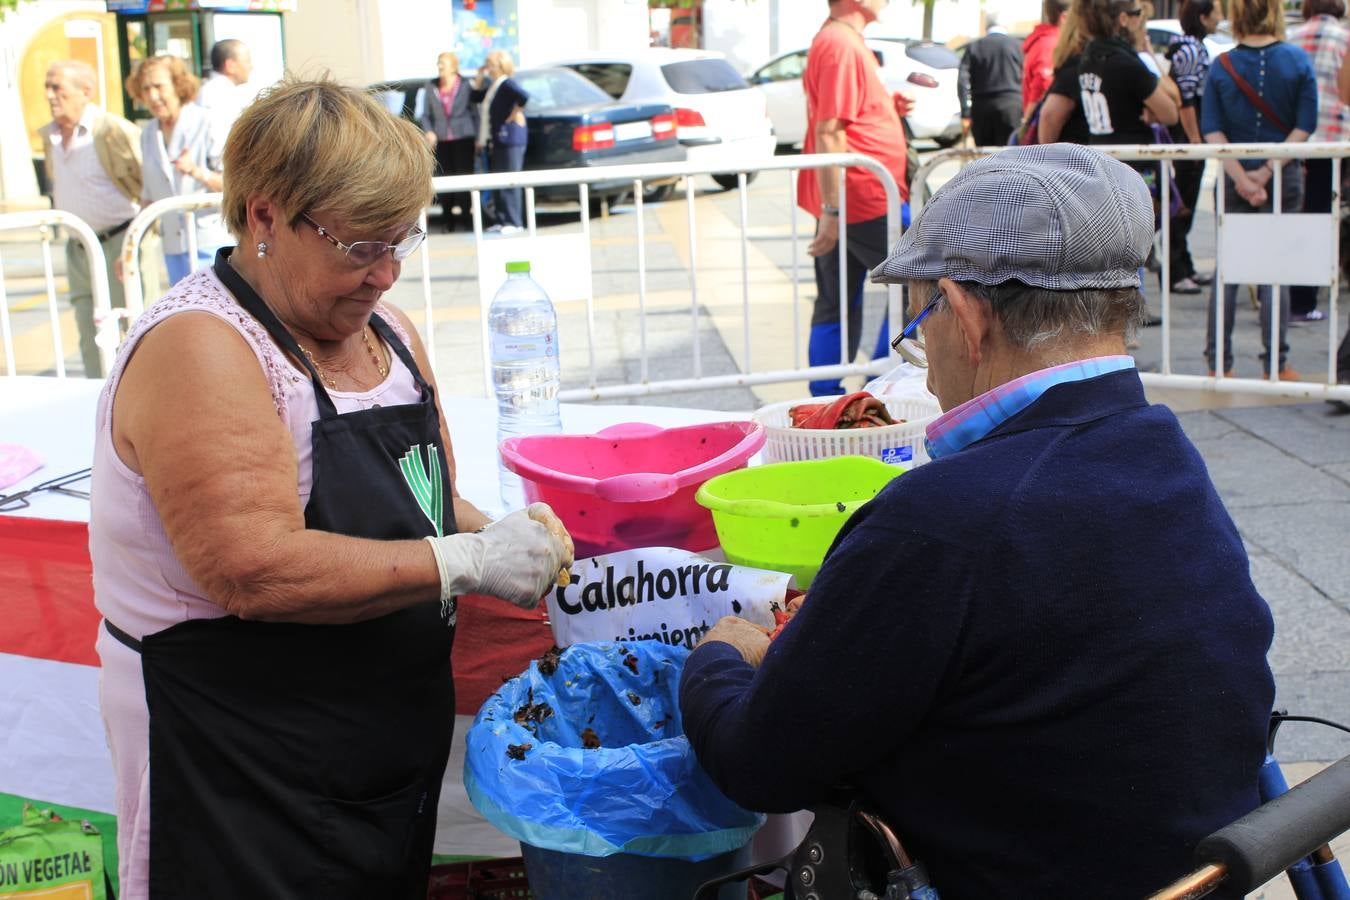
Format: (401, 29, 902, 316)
(545, 547, 792, 649)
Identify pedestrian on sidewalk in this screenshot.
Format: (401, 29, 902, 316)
(800, 0, 912, 397)
(959, 12, 1025, 146)
(1165, 0, 1224, 295)
(40, 60, 161, 378)
(1076, 0, 1179, 326)
(1023, 0, 1069, 116)
(127, 55, 230, 286)
(471, 50, 529, 233)
(1201, 0, 1317, 379)
(1037, 8, 1092, 144)
(197, 39, 257, 138)
(1289, 0, 1350, 322)
(422, 52, 478, 232)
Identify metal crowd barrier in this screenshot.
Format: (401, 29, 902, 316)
(10, 146, 1349, 405)
(914, 142, 1350, 403)
(0, 210, 113, 378)
(113, 154, 903, 401)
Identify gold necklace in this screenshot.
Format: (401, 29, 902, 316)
(361, 327, 389, 378)
(300, 327, 388, 390)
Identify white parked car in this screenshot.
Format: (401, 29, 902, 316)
(543, 49, 777, 197)
(747, 38, 963, 150)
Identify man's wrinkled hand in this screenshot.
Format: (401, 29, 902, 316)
(698, 615, 772, 667)
(808, 215, 840, 258)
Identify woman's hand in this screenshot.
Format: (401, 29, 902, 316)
(172, 149, 195, 176)
(424, 130, 437, 149)
(1235, 170, 1268, 207)
(425, 503, 573, 608)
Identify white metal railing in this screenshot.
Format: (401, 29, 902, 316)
(914, 142, 1350, 403)
(121, 194, 216, 320)
(0, 210, 113, 378)
(116, 155, 905, 401)
(13, 146, 1347, 402)
(432, 154, 904, 401)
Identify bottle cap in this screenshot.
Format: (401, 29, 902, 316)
(505, 261, 531, 274)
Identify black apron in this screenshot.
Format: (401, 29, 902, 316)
(104, 249, 457, 899)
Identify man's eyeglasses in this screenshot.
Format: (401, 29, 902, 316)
(0, 468, 91, 513)
(890, 291, 941, 368)
(300, 213, 426, 267)
(1125, 7, 1144, 15)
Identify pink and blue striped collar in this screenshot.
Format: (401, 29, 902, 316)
(924, 356, 1136, 460)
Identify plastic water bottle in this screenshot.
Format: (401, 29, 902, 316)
(490, 260, 562, 510)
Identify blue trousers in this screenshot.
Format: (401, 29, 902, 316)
(490, 142, 527, 228)
(165, 246, 218, 286)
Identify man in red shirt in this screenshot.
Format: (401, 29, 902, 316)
(801, 0, 910, 396)
(1022, 0, 1068, 114)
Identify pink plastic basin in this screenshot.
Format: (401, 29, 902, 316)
(499, 420, 765, 556)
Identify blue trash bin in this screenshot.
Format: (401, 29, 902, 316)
(465, 641, 764, 897)
(520, 842, 751, 900)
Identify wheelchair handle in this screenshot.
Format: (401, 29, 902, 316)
(1150, 753, 1350, 899)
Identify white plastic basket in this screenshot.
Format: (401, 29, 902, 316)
(753, 396, 942, 468)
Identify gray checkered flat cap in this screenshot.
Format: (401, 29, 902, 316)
(873, 144, 1153, 291)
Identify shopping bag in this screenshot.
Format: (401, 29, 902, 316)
(0, 805, 107, 900)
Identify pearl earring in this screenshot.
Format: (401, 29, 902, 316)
(256, 241, 268, 258)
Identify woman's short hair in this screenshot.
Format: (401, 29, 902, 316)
(126, 55, 199, 105)
(221, 76, 433, 241)
(1228, 0, 1285, 39)
(437, 51, 459, 69)
(1073, 0, 1138, 40)
(909, 278, 1145, 357)
(488, 50, 516, 77)
(1179, 0, 1217, 39)
(1302, 0, 1347, 20)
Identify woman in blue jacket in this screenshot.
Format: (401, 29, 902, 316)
(1201, 0, 1318, 379)
(472, 50, 530, 232)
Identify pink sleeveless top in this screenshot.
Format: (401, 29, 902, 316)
(90, 265, 422, 900)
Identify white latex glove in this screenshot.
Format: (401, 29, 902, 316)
(424, 503, 573, 608)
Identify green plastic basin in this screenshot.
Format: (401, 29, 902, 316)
(695, 456, 904, 587)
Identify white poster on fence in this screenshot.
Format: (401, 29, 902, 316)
(546, 546, 792, 649)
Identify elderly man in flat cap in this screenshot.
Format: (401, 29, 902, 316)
(679, 144, 1275, 898)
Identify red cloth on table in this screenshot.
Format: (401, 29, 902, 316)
(0, 516, 549, 714)
(451, 592, 555, 716)
(0, 516, 99, 666)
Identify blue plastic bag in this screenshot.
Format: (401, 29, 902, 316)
(464, 641, 764, 861)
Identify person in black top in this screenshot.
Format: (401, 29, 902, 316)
(1038, 8, 1092, 143)
(958, 13, 1025, 145)
(1076, 0, 1178, 155)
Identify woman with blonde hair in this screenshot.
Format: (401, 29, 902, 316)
(471, 49, 530, 232)
(126, 54, 230, 284)
(1038, 8, 1092, 142)
(421, 51, 478, 231)
(1201, 0, 1317, 379)
(91, 76, 571, 898)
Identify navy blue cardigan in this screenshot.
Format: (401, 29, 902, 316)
(680, 369, 1274, 899)
(470, 77, 530, 147)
